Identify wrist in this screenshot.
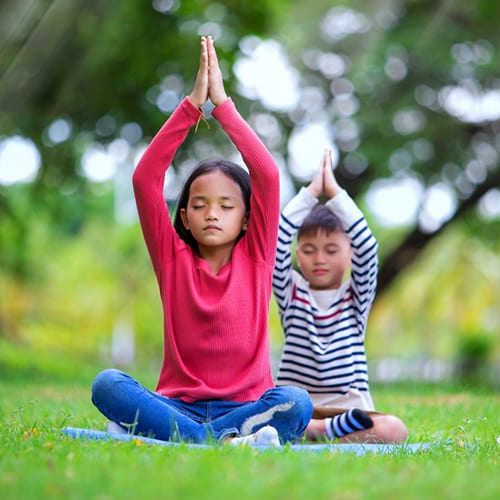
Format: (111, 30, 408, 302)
(326, 187, 342, 198)
(306, 185, 321, 198)
(188, 95, 203, 109)
(211, 94, 229, 107)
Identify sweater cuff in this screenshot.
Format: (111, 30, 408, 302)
(325, 190, 364, 229)
(211, 97, 235, 121)
(296, 186, 319, 207)
(181, 96, 207, 121)
(282, 187, 319, 220)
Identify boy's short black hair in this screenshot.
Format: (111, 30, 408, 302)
(297, 205, 344, 240)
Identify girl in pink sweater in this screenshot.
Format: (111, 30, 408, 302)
(91, 36, 312, 447)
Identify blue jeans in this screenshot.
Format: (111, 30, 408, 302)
(91, 369, 312, 443)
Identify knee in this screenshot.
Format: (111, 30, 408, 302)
(373, 414, 408, 444)
(91, 368, 125, 402)
(278, 385, 313, 419)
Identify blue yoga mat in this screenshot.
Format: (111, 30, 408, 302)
(61, 427, 430, 455)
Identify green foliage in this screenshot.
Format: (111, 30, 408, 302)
(367, 223, 500, 369)
(458, 334, 494, 360)
(2, 1, 500, 377)
(0, 200, 164, 365)
(456, 333, 495, 383)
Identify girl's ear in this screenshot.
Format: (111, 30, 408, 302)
(242, 213, 249, 230)
(180, 208, 190, 229)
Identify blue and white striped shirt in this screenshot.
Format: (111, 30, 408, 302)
(273, 188, 378, 405)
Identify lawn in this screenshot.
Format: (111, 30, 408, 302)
(1, 372, 499, 499)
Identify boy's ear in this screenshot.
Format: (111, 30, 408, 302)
(294, 247, 301, 267)
(180, 208, 190, 229)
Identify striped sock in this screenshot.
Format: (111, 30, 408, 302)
(325, 409, 374, 439)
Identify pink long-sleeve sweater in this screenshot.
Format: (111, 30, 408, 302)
(132, 97, 280, 403)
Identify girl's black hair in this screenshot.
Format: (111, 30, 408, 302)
(173, 159, 251, 254)
(297, 204, 343, 240)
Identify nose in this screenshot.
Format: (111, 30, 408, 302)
(314, 251, 327, 263)
(205, 210, 219, 221)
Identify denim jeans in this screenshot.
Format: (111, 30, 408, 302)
(91, 369, 313, 443)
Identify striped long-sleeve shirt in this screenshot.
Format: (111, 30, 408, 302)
(272, 187, 378, 409)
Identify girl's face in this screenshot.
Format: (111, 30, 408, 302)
(295, 229, 353, 290)
(180, 170, 248, 256)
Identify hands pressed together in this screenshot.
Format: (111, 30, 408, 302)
(307, 148, 342, 199)
(189, 37, 340, 200)
(189, 36, 228, 109)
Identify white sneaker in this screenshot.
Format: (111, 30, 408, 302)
(230, 425, 281, 448)
(106, 421, 127, 434)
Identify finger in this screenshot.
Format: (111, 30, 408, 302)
(325, 148, 332, 167)
(199, 36, 208, 71)
(189, 36, 209, 107)
(318, 150, 325, 170)
(321, 158, 327, 188)
(324, 148, 331, 168)
(207, 35, 218, 66)
(209, 37, 224, 78)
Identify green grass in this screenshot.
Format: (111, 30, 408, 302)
(1, 375, 499, 500)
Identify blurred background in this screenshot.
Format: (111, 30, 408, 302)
(1, 0, 499, 387)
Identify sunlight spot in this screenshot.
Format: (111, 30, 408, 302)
(419, 182, 457, 232)
(344, 151, 368, 176)
(152, 0, 178, 14)
(365, 177, 423, 226)
(0, 136, 41, 185)
(198, 21, 222, 39)
(478, 189, 500, 220)
(108, 138, 130, 163)
(288, 123, 337, 181)
(120, 122, 142, 144)
(47, 119, 72, 144)
(81, 146, 117, 183)
(385, 55, 407, 81)
(234, 38, 299, 111)
(410, 138, 434, 162)
(320, 6, 371, 42)
(393, 109, 425, 135)
(439, 84, 500, 123)
(333, 94, 359, 117)
(335, 117, 360, 151)
(96, 115, 117, 137)
(451, 41, 493, 66)
(319, 52, 347, 79)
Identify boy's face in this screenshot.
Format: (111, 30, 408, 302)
(295, 229, 353, 290)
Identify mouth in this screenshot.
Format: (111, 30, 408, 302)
(313, 269, 328, 276)
(203, 225, 221, 231)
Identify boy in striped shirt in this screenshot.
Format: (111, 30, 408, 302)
(273, 149, 407, 443)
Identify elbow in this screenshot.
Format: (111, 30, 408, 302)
(132, 166, 148, 192)
(132, 167, 141, 187)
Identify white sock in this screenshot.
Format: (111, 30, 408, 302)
(230, 425, 281, 447)
(106, 421, 127, 434)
